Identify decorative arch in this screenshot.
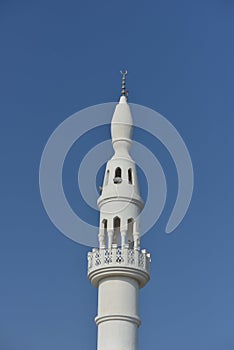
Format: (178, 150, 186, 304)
(114, 167, 122, 184)
(127, 218, 134, 247)
(99, 219, 107, 248)
(105, 170, 110, 186)
(128, 168, 133, 184)
(113, 216, 121, 245)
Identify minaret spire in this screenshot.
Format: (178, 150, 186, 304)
(87, 75, 150, 350)
(120, 69, 128, 97)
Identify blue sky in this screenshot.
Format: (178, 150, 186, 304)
(1, 0, 234, 349)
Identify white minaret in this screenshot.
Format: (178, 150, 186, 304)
(88, 71, 151, 350)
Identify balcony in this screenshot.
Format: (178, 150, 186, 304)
(87, 247, 151, 287)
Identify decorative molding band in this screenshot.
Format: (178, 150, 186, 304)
(97, 195, 144, 209)
(88, 265, 150, 288)
(95, 314, 141, 327)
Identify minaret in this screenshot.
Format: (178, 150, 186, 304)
(88, 71, 151, 350)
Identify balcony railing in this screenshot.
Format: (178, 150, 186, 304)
(87, 247, 151, 274)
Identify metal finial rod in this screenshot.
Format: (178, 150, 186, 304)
(120, 70, 128, 96)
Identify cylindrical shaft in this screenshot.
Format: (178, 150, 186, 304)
(96, 276, 140, 350)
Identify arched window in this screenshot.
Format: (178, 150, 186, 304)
(114, 216, 120, 229)
(127, 218, 134, 248)
(113, 217, 121, 245)
(128, 168, 133, 184)
(100, 219, 107, 248)
(115, 167, 121, 178)
(102, 219, 107, 230)
(105, 170, 110, 186)
(113, 167, 122, 184)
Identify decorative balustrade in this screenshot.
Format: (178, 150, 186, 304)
(88, 247, 151, 274)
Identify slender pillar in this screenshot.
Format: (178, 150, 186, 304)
(108, 230, 114, 249)
(121, 229, 127, 248)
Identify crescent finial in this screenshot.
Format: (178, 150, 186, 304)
(120, 69, 128, 97)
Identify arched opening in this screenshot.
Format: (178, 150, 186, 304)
(115, 167, 121, 178)
(127, 218, 134, 248)
(113, 167, 122, 184)
(128, 168, 133, 184)
(105, 170, 110, 186)
(102, 219, 107, 241)
(99, 219, 107, 248)
(113, 216, 121, 245)
(102, 218, 107, 230)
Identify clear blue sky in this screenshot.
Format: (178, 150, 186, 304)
(1, 0, 234, 349)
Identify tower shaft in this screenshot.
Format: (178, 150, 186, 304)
(88, 247, 150, 350)
(97, 276, 139, 350)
